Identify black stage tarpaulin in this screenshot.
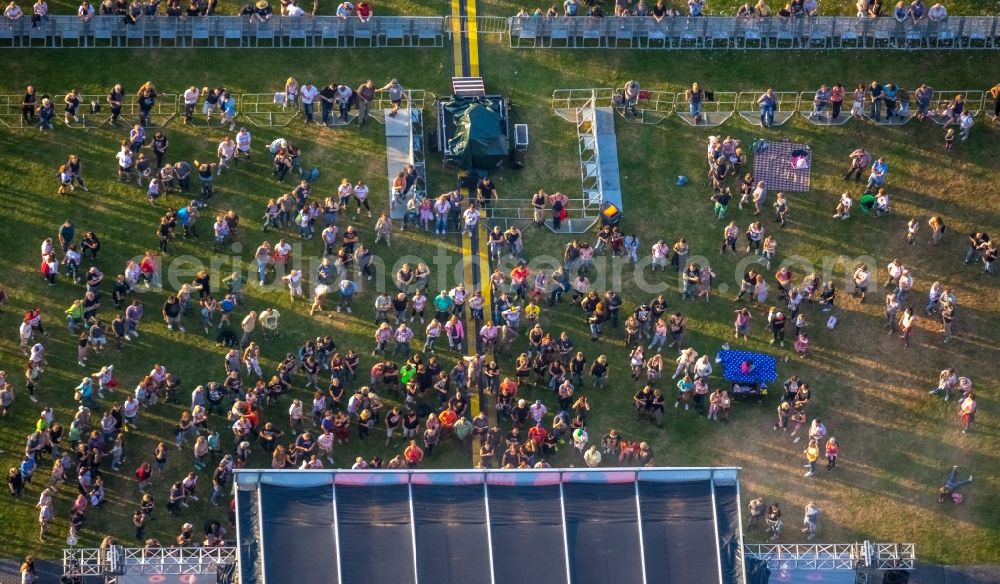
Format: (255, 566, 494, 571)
(235, 468, 745, 584)
(236, 488, 259, 584)
(412, 484, 491, 584)
(259, 483, 337, 584)
(564, 481, 645, 584)
(639, 480, 720, 584)
(716, 484, 743, 584)
(337, 483, 416, 584)
(487, 481, 568, 584)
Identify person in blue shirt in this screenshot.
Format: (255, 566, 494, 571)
(433, 290, 454, 323)
(76, 377, 97, 410)
(20, 455, 36, 484)
(316, 258, 334, 286)
(338, 279, 357, 313)
(811, 85, 831, 119)
(867, 157, 889, 191)
(562, 0, 577, 15)
(882, 83, 899, 119)
(758, 89, 776, 127)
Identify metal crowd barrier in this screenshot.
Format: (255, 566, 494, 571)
(0, 15, 445, 48)
(550, 87, 991, 128)
(509, 15, 999, 49)
(1, 15, 995, 50)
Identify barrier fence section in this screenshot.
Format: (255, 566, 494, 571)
(508, 15, 1000, 49)
(0, 93, 31, 128)
(0, 15, 445, 48)
(239, 92, 300, 127)
(64, 546, 238, 579)
(927, 89, 985, 121)
(445, 15, 510, 38)
(550, 88, 990, 129)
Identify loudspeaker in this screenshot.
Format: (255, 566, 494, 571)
(883, 570, 909, 584)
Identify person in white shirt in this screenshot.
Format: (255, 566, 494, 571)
(651, 240, 669, 271)
(115, 149, 134, 182)
(335, 84, 353, 122)
(462, 203, 480, 236)
(353, 181, 370, 217)
(282, 269, 304, 301)
(183, 86, 199, 125)
(335, 0, 353, 18)
(77, 1, 93, 20)
(299, 82, 319, 124)
(958, 110, 973, 142)
(285, 0, 304, 15)
(235, 128, 251, 161)
(884, 258, 904, 288)
(927, 2, 946, 21)
(832, 192, 852, 220)
(217, 137, 236, 173)
(852, 264, 870, 302)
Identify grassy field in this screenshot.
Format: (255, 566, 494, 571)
(0, 44, 998, 566)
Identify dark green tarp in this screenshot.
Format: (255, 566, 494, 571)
(444, 97, 509, 173)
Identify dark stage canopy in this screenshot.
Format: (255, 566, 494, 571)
(235, 468, 745, 584)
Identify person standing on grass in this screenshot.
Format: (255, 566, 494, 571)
(766, 502, 783, 542)
(803, 439, 820, 477)
(801, 501, 822, 540)
(825, 437, 839, 471)
(959, 392, 976, 434)
(767, 308, 786, 347)
(898, 306, 915, 348)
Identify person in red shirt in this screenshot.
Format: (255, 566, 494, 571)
(356, 0, 372, 20)
(499, 377, 518, 399)
(140, 251, 158, 288)
(510, 264, 530, 300)
(528, 423, 548, 446)
(438, 408, 457, 431)
(403, 440, 424, 467)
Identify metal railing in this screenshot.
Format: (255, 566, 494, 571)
(64, 546, 237, 579)
(744, 541, 915, 572)
(745, 543, 867, 571)
(0, 15, 445, 48)
(445, 15, 511, 37)
(0, 88, 435, 129)
(551, 87, 991, 128)
(239, 92, 299, 127)
(2, 14, 999, 49)
(508, 15, 1000, 49)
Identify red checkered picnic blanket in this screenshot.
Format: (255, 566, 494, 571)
(752, 140, 812, 193)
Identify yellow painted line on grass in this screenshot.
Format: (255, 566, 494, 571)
(461, 218, 482, 466)
(476, 222, 492, 334)
(450, 0, 464, 78)
(466, 0, 480, 77)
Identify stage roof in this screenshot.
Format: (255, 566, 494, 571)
(234, 467, 745, 584)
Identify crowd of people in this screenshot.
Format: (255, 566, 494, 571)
(1, 71, 992, 567)
(512, 0, 960, 20)
(1, 0, 374, 21)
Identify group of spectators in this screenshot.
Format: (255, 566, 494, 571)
(513, 0, 957, 20)
(1, 0, 375, 20)
(3, 62, 995, 565)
